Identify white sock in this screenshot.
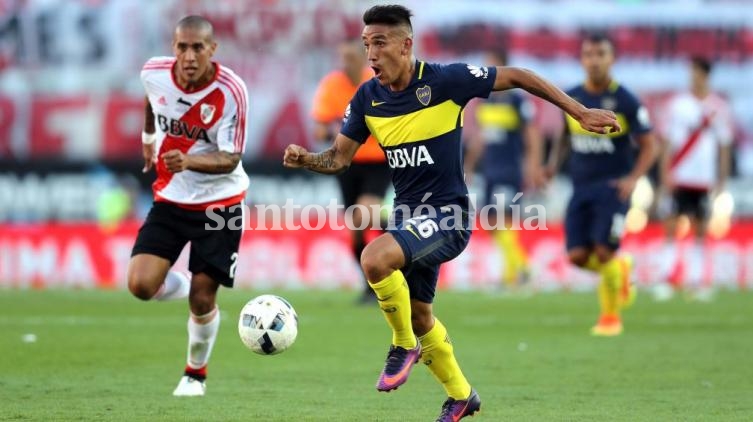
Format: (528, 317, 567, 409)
(661, 240, 678, 282)
(686, 240, 705, 288)
(152, 271, 190, 301)
(187, 306, 220, 369)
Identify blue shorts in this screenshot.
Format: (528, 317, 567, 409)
(389, 207, 471, 304)
(483, 178, 522, 215)
(565, 182, 629, 251)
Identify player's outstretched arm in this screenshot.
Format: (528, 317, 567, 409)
(283, 134, 360, 175)
(494, 67, 620, 135)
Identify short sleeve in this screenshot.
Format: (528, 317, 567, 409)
(441, 63, 497, 106)
(217, 81, 249, 154)
(339, 85, 370, 144)
(625, 90, 652, 135)
(140, 69, 150, 92)
(662, 96, 683, 145)
(713, 100, 734, 146)
(140, 56, 174, 95)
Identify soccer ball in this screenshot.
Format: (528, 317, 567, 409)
(238, 294, 298, 355)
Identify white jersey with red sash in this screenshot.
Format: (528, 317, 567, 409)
(663, 92, 733, 190)
(141, 56, 249, 209)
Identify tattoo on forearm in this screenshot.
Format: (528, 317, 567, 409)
(200, 152, 240, 174)
(306, 149, 337, 171)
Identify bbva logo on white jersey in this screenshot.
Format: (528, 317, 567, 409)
(386, 145, 435, 168)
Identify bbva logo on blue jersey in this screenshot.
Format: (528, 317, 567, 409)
(386, 145, 435, 168)
(571, 135, 615, 154)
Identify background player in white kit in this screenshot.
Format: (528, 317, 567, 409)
(126, 15, 249, 396)
(659, 56, 733, 295)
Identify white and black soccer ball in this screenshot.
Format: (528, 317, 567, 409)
(238, 294, 298, 355)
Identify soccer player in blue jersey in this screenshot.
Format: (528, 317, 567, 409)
(284, 6, 619, 420)
(548, 33, 657, 337)
(464, 49, 544, 288)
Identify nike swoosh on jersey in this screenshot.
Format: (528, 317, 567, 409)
(371, 100, 386, 107)
(405, 225, 421, 239)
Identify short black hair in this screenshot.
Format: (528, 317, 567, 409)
(582, 31, 614, 51)
(176, 15, 214, 40)
(691, 56, 712, 75)
(363, 5, 413, 33)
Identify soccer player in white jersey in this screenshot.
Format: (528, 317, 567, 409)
(126, 15, 249, 396)
(660, 56, 733, 294)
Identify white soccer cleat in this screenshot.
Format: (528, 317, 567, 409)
(172, 375, 206, 397)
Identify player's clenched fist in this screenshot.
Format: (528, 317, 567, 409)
(283, 144, 309, 168)
(162, 149, 190, 173)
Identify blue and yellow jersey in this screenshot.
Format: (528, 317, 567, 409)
(341, 61, 497, 210)
(475, 91, 534, 184)
(564, 81, 652, 185)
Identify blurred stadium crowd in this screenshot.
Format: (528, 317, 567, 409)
(1, 0, 752, 290)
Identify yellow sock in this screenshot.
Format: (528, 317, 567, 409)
(494, 229, 523, 285)
(513, 235, 530, 272)
(370, 270, 416, 348)
(597, 258, 623, 317)
(503, 229, 530, 270)
(418, 318, 471, 399)
(584, 254, 601, 272)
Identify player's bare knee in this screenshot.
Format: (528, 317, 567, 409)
(351, 209, 365, 230)
(593, 246, 614, 264)
(127, 272, 159, 301)
(188, 279, 218, 315)
(568, 251, 590, 268)
(361, 248, 393, 282)
(361, 256, 387, 283)
(189, 291, 215, 316)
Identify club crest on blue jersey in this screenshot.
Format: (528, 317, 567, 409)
(416, 85, 431, 106)
(601, 97, 617, 110)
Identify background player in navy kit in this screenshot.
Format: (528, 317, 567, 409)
(127, 16, 249, 396)
(283, 6, 619, 421)
(547, 33, 657, 337)
(464, 49, 545, 288)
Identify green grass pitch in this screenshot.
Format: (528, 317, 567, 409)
(1, 289, 752, 421)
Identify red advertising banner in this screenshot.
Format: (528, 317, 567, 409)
(1, 222, 752, 290)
